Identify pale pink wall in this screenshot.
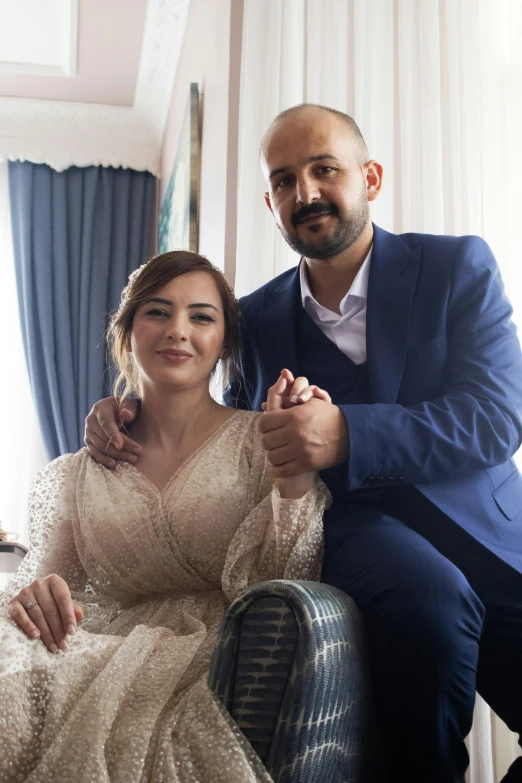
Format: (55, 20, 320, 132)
(160, 0, 232, 271)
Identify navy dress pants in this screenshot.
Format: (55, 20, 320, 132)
(322, 487, 522, 783)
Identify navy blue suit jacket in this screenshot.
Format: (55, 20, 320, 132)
(224, 225, 522, 573)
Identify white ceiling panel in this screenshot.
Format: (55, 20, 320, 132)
(0, 0, 148, 105)
(0, 0, 78, 77)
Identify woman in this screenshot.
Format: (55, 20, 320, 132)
(0, 251, 330, 783)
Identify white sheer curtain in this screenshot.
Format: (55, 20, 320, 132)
(0, 160, 47, 554)
(236, 1, 522, 780)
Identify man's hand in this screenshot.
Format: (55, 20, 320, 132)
(259, 396, 350, 477)
(84, 397, 142, 469)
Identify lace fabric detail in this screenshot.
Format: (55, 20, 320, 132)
(0, 455, 85, 607)
(0, 410, 328, 782)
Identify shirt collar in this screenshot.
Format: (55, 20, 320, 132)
(300, 246, 372, 317)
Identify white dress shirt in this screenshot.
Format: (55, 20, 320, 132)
(299, 248, 372, 366)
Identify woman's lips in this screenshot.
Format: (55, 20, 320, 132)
(157, 350, 192, 363)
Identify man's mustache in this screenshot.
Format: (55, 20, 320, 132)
(292, 203, 338, 227)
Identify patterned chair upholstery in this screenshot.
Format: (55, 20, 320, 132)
(209, 580, 379, 783)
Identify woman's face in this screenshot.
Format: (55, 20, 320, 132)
(129, 271, 226, 393)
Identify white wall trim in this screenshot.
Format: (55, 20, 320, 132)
(0, 0, 190, 175)
(63, 0, 79, 78)
(0, 63, 72, 78)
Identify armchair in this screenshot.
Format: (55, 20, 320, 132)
(0, 540, 28, 590)
(209, 580, 379, 783)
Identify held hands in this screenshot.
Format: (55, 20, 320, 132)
(264, 371, 318, 498)
(8, 574, 83, 653)
(260, 369, 350, 480)
(261, 369, 331, 411)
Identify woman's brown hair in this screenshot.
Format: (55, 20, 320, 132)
(108, 251, 241, 401)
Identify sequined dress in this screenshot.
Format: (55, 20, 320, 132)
(0, 411, 328, 783)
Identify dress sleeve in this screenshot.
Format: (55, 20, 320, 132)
(222, 415, 331, 601)
(0, 453, 87, 607)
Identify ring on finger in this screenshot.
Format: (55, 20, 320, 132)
(25, 599, 39, 611)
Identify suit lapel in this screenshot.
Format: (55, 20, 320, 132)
(257, 226, 420, 405)
(259, 266, 301, 389)
(367, 224, 420, 403)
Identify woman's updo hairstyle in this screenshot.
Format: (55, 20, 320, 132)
(108, 251, 242, 402)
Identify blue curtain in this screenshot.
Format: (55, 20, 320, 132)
(8, 162, 156, 460)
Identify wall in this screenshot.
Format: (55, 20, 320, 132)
(160, 0, 238, 272)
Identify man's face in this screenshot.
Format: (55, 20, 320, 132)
(262, 109, 372, 260)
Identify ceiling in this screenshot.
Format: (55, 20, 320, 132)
(0, 0, 190, 174)
(0, 0, 148, 106)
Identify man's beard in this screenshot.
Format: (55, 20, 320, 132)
(280, 192, 369, 260)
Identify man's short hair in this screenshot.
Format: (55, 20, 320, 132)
(268, 104, 369, 165)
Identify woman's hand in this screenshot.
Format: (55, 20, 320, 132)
(261, 369, 331, 411)
(84, 396, 142, 469)
(264, 371, 325, 499)
(8, 574, 84, 653)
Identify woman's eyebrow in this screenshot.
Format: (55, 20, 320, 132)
(141, 298, 219, 312)
(188, 303, 219, 312)
(143, 297, 172, 306)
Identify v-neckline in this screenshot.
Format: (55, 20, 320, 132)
(125, 410, 240, 496)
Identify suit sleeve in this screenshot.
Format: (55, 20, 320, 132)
(341, 236, 522, 489)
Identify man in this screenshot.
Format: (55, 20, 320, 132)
(85, 104, 522, 782)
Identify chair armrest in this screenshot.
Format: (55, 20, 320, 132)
(0, 542, 28, 575)
(209, 579, 377, 783)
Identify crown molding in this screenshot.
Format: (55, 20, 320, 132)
(0, 0, 190, 176)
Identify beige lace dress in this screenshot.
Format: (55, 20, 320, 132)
(0, 410, 328, 783)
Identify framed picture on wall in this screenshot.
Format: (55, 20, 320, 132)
(158, 83, 200, 253)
